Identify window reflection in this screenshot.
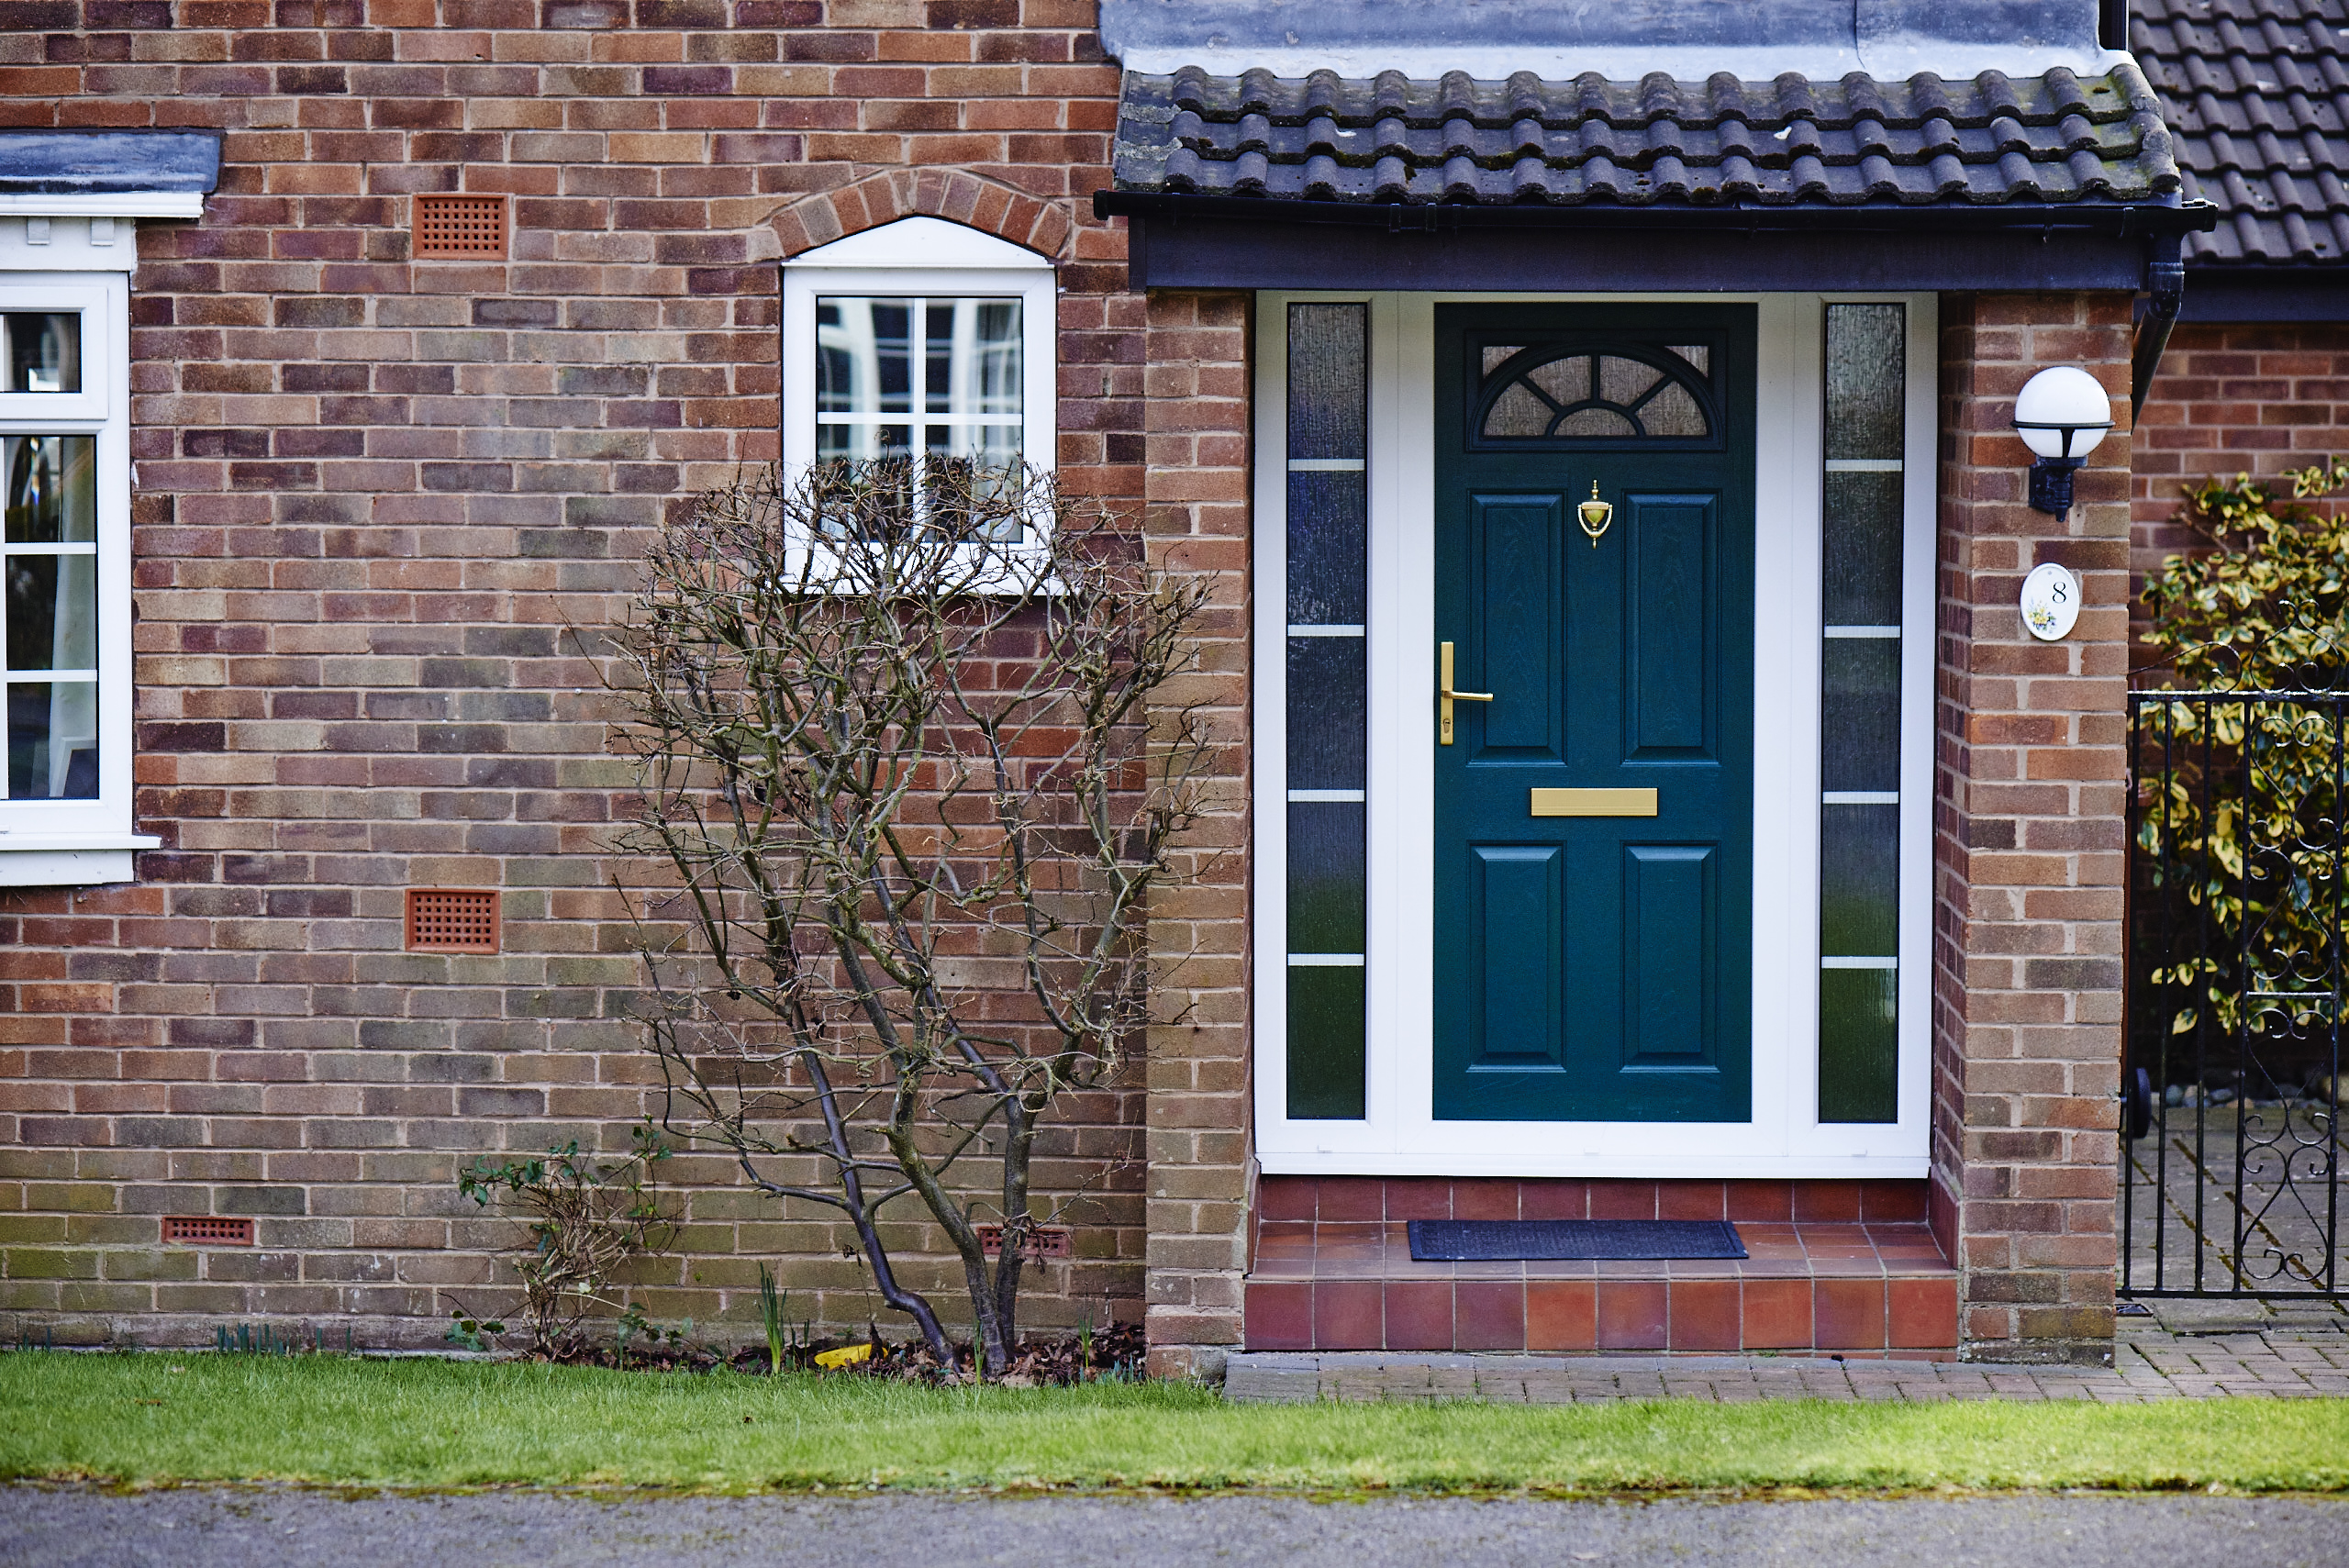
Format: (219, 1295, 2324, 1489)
(2, 313, 81, 394)
(2, 434, 100, 800)
(6, 682, 96, 799)
(816, 296, 1023, 534)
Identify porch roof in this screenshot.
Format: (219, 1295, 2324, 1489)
(1108, 62, 2187, 213)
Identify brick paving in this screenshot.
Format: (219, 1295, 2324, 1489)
(1222, 1297, 2349, 1403)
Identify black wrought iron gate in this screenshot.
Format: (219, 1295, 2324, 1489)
(2124, 689, 2347, 1297)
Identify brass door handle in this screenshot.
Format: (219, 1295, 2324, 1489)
(1438, 641, 1492, 746)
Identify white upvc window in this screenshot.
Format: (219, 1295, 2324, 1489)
(0, 216, 160, 885)
(780, 217, 1059, 546)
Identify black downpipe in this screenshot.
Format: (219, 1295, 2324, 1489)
(2131, 234, 2186, 421)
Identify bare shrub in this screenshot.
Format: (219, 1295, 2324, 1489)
(613, 462, 1215, 1379)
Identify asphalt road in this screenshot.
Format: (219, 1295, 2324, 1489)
(2, 1486, 2343, 1567)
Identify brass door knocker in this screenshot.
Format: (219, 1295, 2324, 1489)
(1576, 482, 1614, 547)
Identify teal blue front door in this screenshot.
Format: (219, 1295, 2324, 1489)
(1433, 305, 1756, 1122)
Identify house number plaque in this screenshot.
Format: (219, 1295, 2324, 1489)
(2020, 562, 2081, 641)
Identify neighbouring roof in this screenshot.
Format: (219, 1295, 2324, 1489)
(0, 130, 223, 196)
(1112, 63, 2184, 209)
(2132, 0, 2349, 266)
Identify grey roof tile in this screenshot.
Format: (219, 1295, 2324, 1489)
(2135, 0, 2349, 264)
(1113, 62, 2181, 209)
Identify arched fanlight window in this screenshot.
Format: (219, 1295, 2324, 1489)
(1472, 342, 1718, 446)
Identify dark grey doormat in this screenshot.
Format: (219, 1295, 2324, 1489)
(1407, 1218, 1747, 1262)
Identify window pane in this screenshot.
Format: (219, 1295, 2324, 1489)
(4, 435, 96, 544)
(6, 551, 96, 672)
(924, 298, 1022, 417)
(1825, 303, 1904, 460)
(1821, 639, 1901, 794)
(2, 313, 80, 394)
(1823, 471, 1903, 625)
(1286, 303, 1365, 460)
(1285, 472, 1366, 626)
(6, 681, 97, 799)
(816, 297, 914, 415)
(1820, 802, 1898, 956)
(1287, 800, 1364, 953)
(1286, 637, 1364, 793)
(1286, 964, 1366, 1119)
(1819, 967, 1898, 1123)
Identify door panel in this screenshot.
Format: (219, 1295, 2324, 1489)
(1472, 843, 1564, 1071)
(1623, 843, 1714, 1067)
(1433, 304, 1754, 1124)
(1473, 494, 1564, 756)
(1625, 495, 1711, 758)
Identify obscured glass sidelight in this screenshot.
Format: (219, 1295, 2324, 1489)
(2, 434, 99, 801)
(1286, 302, 1369, 1120)
(1, 313, 80, 395)
(1818, 303, 1906, 1125)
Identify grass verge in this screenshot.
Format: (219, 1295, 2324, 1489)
(3, 1352, 2345, 1495)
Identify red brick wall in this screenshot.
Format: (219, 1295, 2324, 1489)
(0, 2, 1157, 1351)
(1137, 287, 1251, 1379)
(2130, 320, 2349, 662)
(1933, 292, 2132, 1362)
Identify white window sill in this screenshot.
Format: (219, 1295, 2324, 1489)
(0, 833, 160, 886)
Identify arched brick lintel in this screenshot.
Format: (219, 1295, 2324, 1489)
(769, 169, 1074, 262)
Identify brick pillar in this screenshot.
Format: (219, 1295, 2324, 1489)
(1140, 289, 1252, 1378)
(1933, 292, 2133, 1363)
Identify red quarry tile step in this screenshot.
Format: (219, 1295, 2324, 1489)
(1242, 1181, 1956, 1355)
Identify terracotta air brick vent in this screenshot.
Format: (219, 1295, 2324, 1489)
(162, 1216, 254, 1246)
(976, 1224, 1074, 1259)
(413, 194, 507, 261)
(406, 888, 500, 953)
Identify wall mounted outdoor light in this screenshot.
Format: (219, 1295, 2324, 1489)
(2013, 365, 2114, 517)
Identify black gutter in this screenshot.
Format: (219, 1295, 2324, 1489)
(2131, 233, 2185, 420)
(1094, 188, 2221, 240)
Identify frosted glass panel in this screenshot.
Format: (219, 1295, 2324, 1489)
(1821, 639, 1901, 794)
(1286, 304, 1366, 460)
(1288, 966, 1366, 1119)
(1823, 471, 1902, 625)
(1286, 472, 1367, 626)
(1287, 801, 1365, 953)
(1286, 637, 1364, 792)
(1825, 303, 1904, 460)
(1820, 803, 1899, 956)
(1285, 300, 1371, 1121)
(1818, 303, 1906, 1125)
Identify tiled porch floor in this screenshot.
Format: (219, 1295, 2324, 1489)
(1245, 1218, 1959, 1354)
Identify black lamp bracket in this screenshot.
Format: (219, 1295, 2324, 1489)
(2028, 455, 2085, 517)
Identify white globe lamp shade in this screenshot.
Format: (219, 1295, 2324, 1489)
(2013, 366, 2113, 460)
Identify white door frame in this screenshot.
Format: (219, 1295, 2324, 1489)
(1252, 291, 1937, 1178)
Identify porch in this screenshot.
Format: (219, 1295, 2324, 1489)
(1241, 1177, 1957, 1356)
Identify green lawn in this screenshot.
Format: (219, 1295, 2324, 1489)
(3, 1352, 2345, 1495)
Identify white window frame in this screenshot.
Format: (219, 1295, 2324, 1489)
(1252, 290, 1936, 1179)
(780, 217, 1059, 571)
(0, 215, 161, 885)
